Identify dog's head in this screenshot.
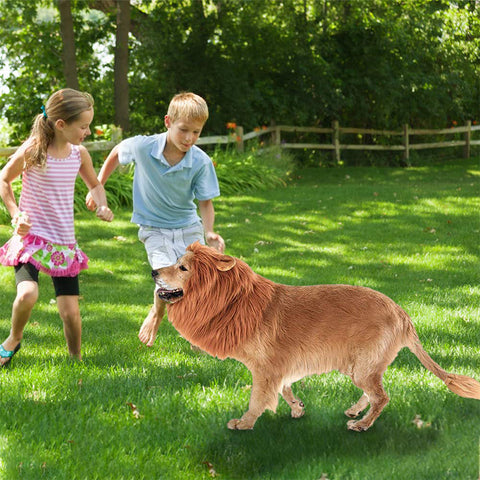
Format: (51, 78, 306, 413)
(152, 241, 237, 304)
(150, 241, 274, 358)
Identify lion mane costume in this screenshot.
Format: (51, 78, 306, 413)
(153, 242, 480, 431)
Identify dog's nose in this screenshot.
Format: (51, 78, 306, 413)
(151, 270, 159, 278)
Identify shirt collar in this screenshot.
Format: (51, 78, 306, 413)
(151, 133, 193, 169)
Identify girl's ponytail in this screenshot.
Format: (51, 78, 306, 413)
(24, 89, 94, 170)
(25, 113, 56, 169)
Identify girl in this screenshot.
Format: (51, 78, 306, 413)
(0, 88, 113, 366)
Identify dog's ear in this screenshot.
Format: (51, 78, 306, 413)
(215, 255, 236, 272)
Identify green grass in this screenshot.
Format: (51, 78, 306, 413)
(0, 158, 479, 479)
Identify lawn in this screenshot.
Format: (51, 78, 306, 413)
(0, 158, 479, 479)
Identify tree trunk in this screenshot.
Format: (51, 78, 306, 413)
(58, 0, 79, 90)
(114, 0, 130, 132)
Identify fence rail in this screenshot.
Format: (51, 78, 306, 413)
(211, 121, 479, 162)
(1, 122, 478, 161)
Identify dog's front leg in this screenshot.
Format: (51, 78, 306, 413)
(227, 373, 281, 430)
(281, 385, 305, 419)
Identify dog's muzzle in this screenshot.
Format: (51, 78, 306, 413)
(151, 270, 184, 303)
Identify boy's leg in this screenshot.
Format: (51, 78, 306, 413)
(53, 276, 81, 360)
(138, 292, 166, 347)
(0, 280, 38, 365)
(137, 223, 203, 347)
(137, 225, 170, 347)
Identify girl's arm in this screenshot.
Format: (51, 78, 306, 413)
(85, 145, 120, 211)
(198, 199, 225, 253)
(0, 142, 32, 236)
(78, 146, 114, 222)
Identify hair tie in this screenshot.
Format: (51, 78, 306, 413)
(40, 105, 48, 119)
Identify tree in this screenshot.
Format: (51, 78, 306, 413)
(0, 0, 112, 142)
(57, 0, 79, 89)
(113, 0, 130, 132)
(0, 0, 479, 143)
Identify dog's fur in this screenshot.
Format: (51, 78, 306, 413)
(153, 242, 480, 431)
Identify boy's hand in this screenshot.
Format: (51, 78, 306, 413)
(206, 232, 225, 253)
(96, 206, 114, 222)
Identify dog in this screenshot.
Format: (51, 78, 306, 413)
(152, 242, 480, 431)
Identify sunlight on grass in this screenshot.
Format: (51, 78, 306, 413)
(0, 159, 479, 479)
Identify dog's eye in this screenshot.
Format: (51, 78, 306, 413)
(179, 265, 188, 272)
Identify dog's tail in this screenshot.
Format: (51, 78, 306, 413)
(408, 325, 480, 400)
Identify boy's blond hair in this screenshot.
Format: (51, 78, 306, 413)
(167, 92, 209, 125)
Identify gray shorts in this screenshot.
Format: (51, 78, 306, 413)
(138, 223, 205, 270)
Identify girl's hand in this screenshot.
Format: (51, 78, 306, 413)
(96, 205, 114, 222)
(12, 212, 32, 237)
(206, 232, 225, 253)
(85, 191, 97, 211)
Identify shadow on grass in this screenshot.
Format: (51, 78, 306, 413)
(0, 347, 455, 480)
(0, 161, 478, 479)
(1, 321, 479, 479)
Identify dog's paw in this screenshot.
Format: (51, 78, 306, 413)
(347, 419, 369, 432)
(227, 418, 254, 430)
(344, 408, 359, 419)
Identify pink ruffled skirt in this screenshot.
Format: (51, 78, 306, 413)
(0, 233, 89, 277)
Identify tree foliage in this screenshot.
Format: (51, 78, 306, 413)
(0, 0, 478, 143)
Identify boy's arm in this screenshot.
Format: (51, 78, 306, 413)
(198, 199, 225, 253)
(85, 145, 120, 211)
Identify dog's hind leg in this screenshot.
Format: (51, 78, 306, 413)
(346, 373, 389, 432)
(344, 393, 369, 419)
(227, 373, 281, 430)
(281, 385, 305, 419)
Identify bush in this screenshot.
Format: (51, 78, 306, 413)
(0, 147, 293, 224)
(213, 146, 294, 195)
(73, 164, 135, 214)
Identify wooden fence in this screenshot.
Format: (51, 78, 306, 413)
(0, 126, 123, 160)
(0, 122, 478, 161)
(196, 121, 479, 162)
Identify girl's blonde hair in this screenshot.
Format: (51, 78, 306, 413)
(25, 88, 94, 169)
(167, 92, 209, 125)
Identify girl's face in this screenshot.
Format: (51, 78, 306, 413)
(164, 116, 204, 154)
(57, 108, 94, 145)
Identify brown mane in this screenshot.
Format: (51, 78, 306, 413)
(167, 243, 276, 358)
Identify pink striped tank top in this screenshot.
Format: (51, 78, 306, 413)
(0, 144, 89, 276)
(19, 145, 81, 244)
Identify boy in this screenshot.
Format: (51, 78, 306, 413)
(87, 92, 224, 347)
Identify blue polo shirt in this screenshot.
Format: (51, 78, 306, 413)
(118, 132, 220, 228)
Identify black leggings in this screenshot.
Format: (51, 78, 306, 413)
(14, 263, 80, 297)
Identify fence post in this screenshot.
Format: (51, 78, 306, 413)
(111, 125, 123, 144)
(275, 126, 281, 147)
(332, 120, 340, 163)
(235, 126, 244, 152)
(403, 124, 409, 162)
(463, 120, 471, 159)
(269, 121, 281, 147)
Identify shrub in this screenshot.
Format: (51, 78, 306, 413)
(0, 147, 293, 224)
(213, 146, 294, 195)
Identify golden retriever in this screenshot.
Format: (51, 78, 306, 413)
(152, 242, 480, 431)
